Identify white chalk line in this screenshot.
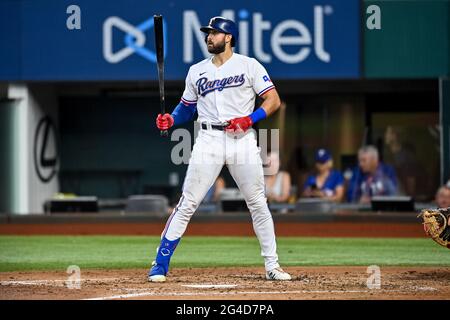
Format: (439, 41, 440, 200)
(84, 288, 421, 300)
(1, 277, 438, 299)
(181, 284, 238, 289)
(86, 292, 160, 300)
(0, 278, 122, 287)
(411, 286, 438, 292)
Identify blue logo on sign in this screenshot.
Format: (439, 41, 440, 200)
(124, 17, 167, 63)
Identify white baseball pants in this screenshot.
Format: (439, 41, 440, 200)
(162, 127, 280, 271)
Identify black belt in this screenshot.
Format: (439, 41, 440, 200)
(201, 123, 228, 131)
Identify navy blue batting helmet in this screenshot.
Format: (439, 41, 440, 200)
(200, 16, 239, 47)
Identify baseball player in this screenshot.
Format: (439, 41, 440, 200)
(148, 16, 292, 282)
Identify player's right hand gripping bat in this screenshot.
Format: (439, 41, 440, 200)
(154, 14, 167, 137)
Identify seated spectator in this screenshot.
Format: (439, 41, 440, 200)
(435, 185, 450, 208)
(347, 145, 398, 203)
(302, 149, 345, 202)
(384, 126, 421, 197)
(203, 176, 226, 203)
(264, 151, 291, 203)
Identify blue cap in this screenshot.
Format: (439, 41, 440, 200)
(315, 149, 331, 163)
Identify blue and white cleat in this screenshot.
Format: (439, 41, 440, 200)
(147, 237, 180, 282)
(148, 261, 167, 282)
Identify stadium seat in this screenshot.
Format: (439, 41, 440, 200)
(125, 195, 169, 216)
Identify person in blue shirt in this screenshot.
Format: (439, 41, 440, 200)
(346, 145, 398, 203)
(302, 149, 345, 202)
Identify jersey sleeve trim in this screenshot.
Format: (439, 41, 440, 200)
(258, 85, 275, 97)
(180, 97, 198, 106)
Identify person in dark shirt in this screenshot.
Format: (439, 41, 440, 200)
(384, 126, 421, 197)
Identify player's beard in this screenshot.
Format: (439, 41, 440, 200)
(207, 39, 226, 54)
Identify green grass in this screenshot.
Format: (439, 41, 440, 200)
(0, 236, 449, 272)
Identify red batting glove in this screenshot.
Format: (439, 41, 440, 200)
(225, 116, 253, 133)
(156, 113, 174, 130)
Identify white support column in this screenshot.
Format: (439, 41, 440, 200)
(8, 84, 59, 214)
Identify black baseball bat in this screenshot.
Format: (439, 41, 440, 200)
(154, 14, 167, 137)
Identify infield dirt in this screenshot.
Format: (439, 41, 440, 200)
(1, 266, 449, 300)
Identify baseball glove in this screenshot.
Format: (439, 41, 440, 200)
(418, 207, 450, 249)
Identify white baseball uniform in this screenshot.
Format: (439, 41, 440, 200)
(162, 53, 280, 271)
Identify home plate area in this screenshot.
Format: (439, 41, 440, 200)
(0, 266, 449, 300)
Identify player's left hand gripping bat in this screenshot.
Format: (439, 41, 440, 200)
(154, 14, 167, 137)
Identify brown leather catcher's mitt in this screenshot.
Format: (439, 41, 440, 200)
(418, 207, 450, 249)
